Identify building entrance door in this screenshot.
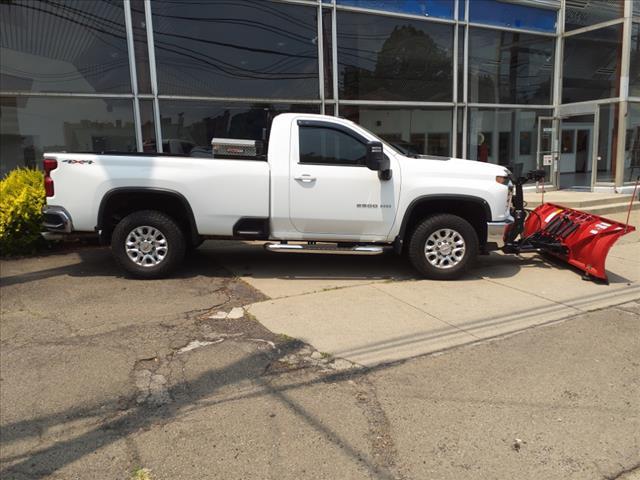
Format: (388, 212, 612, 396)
(557, 114, 595, 189)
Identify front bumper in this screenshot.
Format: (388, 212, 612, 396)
(42, 206, 73, 233)
(487, 217, 514, 246)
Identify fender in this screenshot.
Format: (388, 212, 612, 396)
(97, 187, 199, 243)
(394, 194, 492, 252)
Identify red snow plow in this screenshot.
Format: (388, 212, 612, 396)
(502, 170, 636, 283)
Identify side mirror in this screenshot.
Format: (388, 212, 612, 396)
(365, 141, 390, 173)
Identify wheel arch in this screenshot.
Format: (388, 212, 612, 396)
(395, 195, 491, 253)
(97, 187, 199, 244)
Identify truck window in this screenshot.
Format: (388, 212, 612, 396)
(299, 126, 367, 166)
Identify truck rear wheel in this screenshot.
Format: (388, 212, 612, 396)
(408, 214, 478, 280)
(112, 210, 186, 279)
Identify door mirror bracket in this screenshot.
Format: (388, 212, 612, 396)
(366, 141, 391, 180)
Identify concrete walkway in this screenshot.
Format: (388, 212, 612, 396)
(210, 211, 640, 366)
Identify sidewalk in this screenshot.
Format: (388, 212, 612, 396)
(212, 210, 640, 366)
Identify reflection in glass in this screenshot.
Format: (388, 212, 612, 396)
(130, 0, 151, 94)
(469, 0, 556, 33)
(322, 8, 334, 99)
(335, 0, 454, 20)
(561, 130, 575, 153)
(158, 102, 320, 154)
(625, 103, 640, 184)
(562, 25, 622, 104)
(596, 103, 619, 184)
(0, 0, 131, 93)
(0, 96, 136, 176)
(630, 24, 640, 98)
(341, 106, 453, 157)
(565, 0, 622, 32)
(140, 100, 156, 152)
(299, 127, 367, 165)
(457, 25, 464, 102)
(456, 106, 463, 158)
(468, 28, 554, 105)
(467, 108, 552, 174)
(151, 0, 319, 98)
(337, 11, 453, 101)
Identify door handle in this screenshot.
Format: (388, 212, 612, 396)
(294, 174, 316, 183)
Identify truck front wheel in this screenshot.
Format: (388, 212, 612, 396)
(112, 210, 186, 279)
(408, 214, 478, 280)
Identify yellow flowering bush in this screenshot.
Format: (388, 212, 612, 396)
(0, 168, 46, 255)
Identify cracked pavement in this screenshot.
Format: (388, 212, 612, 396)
(1, 247, 639, 479)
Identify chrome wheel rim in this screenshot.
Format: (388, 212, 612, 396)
(125, 226, 168, 267)
(424, 228, 466, 269)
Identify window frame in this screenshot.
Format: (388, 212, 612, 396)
(297, 120, 370, 167)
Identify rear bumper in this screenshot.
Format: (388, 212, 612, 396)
(42, 205, 73, 233)
(487, 218, 514, 245)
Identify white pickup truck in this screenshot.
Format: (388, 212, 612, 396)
(42, 113, 513, 279)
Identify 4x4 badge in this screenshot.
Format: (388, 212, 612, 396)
(62, 159, 94, 165)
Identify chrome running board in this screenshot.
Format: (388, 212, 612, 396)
(264, 243, 384, 255)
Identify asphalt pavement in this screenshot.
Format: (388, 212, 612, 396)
(1, 241, 638, 479)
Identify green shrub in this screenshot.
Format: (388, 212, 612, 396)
(0, 168, 46, 256)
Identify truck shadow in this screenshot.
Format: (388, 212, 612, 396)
(200, 241, 633, 284)
(1, 241, 632, 288)
(0, 246, 233, 288)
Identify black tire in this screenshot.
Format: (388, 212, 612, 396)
(111, 210, 186, 279)
(408, 214, 478, 280)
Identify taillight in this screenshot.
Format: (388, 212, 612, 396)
(43, 158, 57, 197)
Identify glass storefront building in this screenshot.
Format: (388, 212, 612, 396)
(1, 0, 639, 190)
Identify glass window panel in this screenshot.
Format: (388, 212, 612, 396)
(299, 126, 367, 165)
(341, 106, 453, 156)
(596, 103, 619, 183)
(625, 102, 640, 184)
(158, 102, 320, 154)
(468, 28, 554, 104)
(336, 0, 454, 20)
(140, 100, 156, 152)
(562, 25, 622, 104)
(467, 108, 552, 173)
(456, 106, 463, 158)
(0, 96, 136, 176)
(337, 11, 454, 101)
(322, 8, 334, 99)
(458, 0, 465, 20)
(0, 0, 131, 93)
(130, 0, 151, 94)
(469, 0, 557, 33)
(151, 0, 319, 98)
(631, 23, 640, 98)
(561, 130, 575, 153)
(565, 0, 622, 32)
(325, 103, 336, 116)
(457, 25, 464, 102)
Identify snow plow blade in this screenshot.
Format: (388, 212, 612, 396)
(521, 203, 635, 281)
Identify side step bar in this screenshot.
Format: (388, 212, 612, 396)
(264, 243, 384, 255)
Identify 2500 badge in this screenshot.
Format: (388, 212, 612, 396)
(356, 203, 392, 209)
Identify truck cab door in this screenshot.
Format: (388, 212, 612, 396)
(289, 120, 400, 239)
